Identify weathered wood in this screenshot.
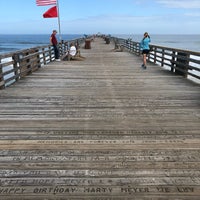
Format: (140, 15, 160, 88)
(117, 37, 200, 83)
(0, 37, 200, 199)
(0, 38, 85, 88)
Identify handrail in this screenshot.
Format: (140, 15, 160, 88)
(112, 37, 200, 83)
(0, 38, 85, 89)
(1, 36, 199, 89)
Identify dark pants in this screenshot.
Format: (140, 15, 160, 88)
(53, 45, 59, 59)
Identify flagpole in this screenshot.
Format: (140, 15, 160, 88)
(56, 0, 62, 40)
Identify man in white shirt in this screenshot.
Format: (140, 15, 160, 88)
(69, 44, 76, 57)
(61, 43, 76, 61)
(62, 42, 85, 61)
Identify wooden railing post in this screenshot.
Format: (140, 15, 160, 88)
(171, 51, 176, 72)
(36, 49, 41, 69)
(42, 47, 47, 65)
(49, 46, 53, 61)
(20, 52, 31, 77)
(153, 47, 157, 64)
(12, 54, 20, 82)
(161, 49, 165, 67)
(175, 52, 189, 77)
(0, 57, 5, 89)
(31, 49, 41, 72)
(58, 42, 63, 57)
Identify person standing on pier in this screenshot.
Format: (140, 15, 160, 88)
(50, 30, 60, 61)
(140, 32, 151, 69)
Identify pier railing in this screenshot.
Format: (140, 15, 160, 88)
(0, 38, 85, 89)
(112, 37, 200, 83)
(1, 36, 199, 90)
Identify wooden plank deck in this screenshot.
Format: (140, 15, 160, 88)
(0, 37, 200, 199)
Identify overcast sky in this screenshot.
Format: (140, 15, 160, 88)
(0, 0, 199, 34)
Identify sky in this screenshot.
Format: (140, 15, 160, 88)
(0, 0, 200, 35)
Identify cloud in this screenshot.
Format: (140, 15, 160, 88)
(156, 0, 200, 9)
(61, 13, 200, 34)
(185, 12, 200, 17)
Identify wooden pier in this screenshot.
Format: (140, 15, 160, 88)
(0, 37, 200, 199)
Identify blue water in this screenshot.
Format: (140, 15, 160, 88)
(115, 34, 200, 52)
(0, 34, 84, 54)
(0, 34, 199, 53)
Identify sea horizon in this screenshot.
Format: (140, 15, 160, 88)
(0, 33, 199, 54)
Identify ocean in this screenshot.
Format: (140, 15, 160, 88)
(0, 34, 199, 54)
(0, 34, 83, 54)
(114, 34, 200, 52)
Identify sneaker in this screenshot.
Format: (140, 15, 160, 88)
(141, 64, 146, 69)
(55, 59, 61, 61)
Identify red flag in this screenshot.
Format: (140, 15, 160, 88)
(43, 6, 58, 18)
(36, 0, 57, 6)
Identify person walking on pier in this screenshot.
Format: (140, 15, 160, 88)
(140, 32, 151, 69)
(50, 30, 60, 61)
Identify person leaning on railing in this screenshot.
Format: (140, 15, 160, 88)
(50, 30, 60, 61)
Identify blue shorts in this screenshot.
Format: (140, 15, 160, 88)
(142, 49, 150, 54)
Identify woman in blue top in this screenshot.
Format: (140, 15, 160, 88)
(140, 32, 151, 69)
